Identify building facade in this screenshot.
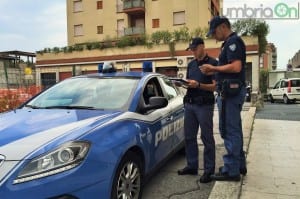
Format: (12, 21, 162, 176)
(261, 43, 277, 71)
(36, 0, 261, 94)
(289, 50, 300, 69)
(67, 0, 220, 45)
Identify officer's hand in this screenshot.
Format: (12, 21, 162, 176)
(187, 79, 199, 88)
(200, 64, 215, 75)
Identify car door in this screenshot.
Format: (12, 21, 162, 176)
(271, 81, 281, 100)
(158, 76, 185, 151)
(140, 77, 174, 169)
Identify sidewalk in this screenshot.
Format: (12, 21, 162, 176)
(209, 109, 300, 199)
(142, 103, 255, 199)
(208, 104, 256, 199)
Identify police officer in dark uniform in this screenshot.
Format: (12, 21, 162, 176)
(201, 16, 247, 181)
(177, 37, 218, 183)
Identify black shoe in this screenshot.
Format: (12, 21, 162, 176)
(211, 172, 240, 181)
(240, 167, 247, 175)
(177, 167, 198, 175)
(219, 166, 247, 176)
(199, 173, 213, 183)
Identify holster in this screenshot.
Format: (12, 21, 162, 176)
(221, 79, 242, 98)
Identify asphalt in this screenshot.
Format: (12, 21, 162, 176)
(143, 102, 256, 199)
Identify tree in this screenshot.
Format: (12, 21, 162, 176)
(259, 69, 269, 94)
(232, 19, 269, 56)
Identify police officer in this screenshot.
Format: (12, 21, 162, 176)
(177, 37, 218, 183)
(201, 16, 247, 181)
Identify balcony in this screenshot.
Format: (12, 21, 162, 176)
(124, 27, 145, 36)
(123, 0, 145, 14)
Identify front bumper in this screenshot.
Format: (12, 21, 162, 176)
(0, 160, 114, 199)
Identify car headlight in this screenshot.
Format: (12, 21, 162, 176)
(13, 141, 90, 184)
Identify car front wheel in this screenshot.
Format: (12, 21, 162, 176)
(111, 151, 143, 199)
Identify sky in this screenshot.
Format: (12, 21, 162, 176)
(0, 0, 299, 69)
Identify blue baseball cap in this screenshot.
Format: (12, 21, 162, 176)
(207, 16, 230, 37)
(186, 37, 204, 50)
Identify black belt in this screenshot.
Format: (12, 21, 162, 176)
(184, 96, 215, 105)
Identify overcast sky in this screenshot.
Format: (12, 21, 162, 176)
(0, 0, 299, 69)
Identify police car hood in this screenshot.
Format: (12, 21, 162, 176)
(0, 109, 122, 151)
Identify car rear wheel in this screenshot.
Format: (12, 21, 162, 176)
(283, 95, 290, 104)
(269, 94, 274, 103)
(111, 151, 143, 199)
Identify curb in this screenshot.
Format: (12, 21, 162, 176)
(208, 107, 256, 199)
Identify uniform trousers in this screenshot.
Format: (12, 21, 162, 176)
(217, 87, 246, 176)
(184, 103, 215, 174)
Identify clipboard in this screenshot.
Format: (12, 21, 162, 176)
(169, 78, 189, 85)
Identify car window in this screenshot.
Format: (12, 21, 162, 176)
(26, 77, 139, 110)
(274, 81, 280, 89)
(159, 77, 178, 100)
(281, 81, 287, 88)
(143, 77, 163, 105)
(291, 79, 300, 87)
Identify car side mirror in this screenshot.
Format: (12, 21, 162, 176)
(142, 96, 168, 112)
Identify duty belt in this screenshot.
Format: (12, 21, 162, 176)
(183, 96, 215, 105)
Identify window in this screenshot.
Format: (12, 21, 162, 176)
(281, 81, 287, 88)
(41, 73, 57, 89)
(159, 77, 178, 100)
(97, 1, 103, 9)
(97, 26, 103, 34)
(152, 19, 159, 28)
(291, 79, 300, 87)
(73, 0, 83, 12)
(274, 81, 280, 89)
(173, 11, 185, 25)
(74, 24, 83, 36)
(143, 78, 163, 105)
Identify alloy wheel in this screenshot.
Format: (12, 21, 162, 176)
(116, 161, 141, 199)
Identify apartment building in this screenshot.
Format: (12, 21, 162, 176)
(36, 0, 262, 93)
(261, 43, 277, 71)
(67, 0, 220, 45)
(289, 50, 300, 69)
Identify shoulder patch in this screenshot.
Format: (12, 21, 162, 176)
(229, 43, 236, 52)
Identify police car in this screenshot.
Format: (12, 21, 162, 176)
(0, 66, 185, 199)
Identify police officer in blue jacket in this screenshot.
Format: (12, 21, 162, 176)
(177, 37, 218, 183)
(201, 16, 247, 181)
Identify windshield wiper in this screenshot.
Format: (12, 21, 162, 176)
(24, 105, 42, 109)
(43, 105, 98, 110)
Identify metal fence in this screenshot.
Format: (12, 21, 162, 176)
(0, 66, 86, 112)
(0, 67, 42, 112)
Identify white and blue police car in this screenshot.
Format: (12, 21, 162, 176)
(0, 66, 185, 199)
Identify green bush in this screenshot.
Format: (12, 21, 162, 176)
(173, 26, 190, 42)
(160, 31, 172, 44)
(52, 47, 60, 54)
(151, 31, 163, 44)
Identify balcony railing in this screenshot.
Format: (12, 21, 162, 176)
(124, 27, 145, 36)
(123, 0, 145, 10)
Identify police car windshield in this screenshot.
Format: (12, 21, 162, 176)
(26, 77, 139, 110)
